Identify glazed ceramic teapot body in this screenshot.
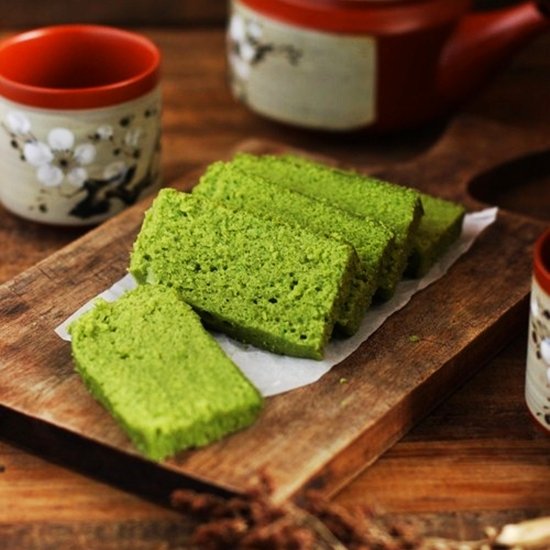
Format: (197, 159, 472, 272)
(227, 0, 550, 131)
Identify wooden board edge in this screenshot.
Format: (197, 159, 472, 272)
(285, 293, 530, 505)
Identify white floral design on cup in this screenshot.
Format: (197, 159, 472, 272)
(22, 125, 96, 188)
(530, 294, 550, 381)
(527, 276, 550, 429)
(2, 102, 160, 220)
(227, 12, 302, 99)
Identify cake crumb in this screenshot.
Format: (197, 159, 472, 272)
(409, 334, 421, 343)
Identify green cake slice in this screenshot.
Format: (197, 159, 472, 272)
(130, 189, 359, 359)
(408, 193, 466, 277)
(194, 161, 394, 335)
(69, 284, 263, 461)
(229, 153, 423, 300)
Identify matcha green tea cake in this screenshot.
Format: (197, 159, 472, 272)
(407, 193, 466, 277)
(230, 153, 423, 299)
(69, 284, 263, 461)
(130, 189, 359, 359)
(194, 161, 394, 334)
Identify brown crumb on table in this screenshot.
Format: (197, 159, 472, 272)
(171, 473, 420, 549)
(170, 472, 548, 549)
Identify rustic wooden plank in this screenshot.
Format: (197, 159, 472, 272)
(0, 439, 182, 523)
(381, 509, 550, 542)
(334, 328, 550, 515)
(336, 439, 550, 512)
(2, 333, 549, 547)
(0, 111, 548, 504)
(0, 520, 194, 550)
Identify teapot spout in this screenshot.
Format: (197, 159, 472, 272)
(438, 1, 549, 109)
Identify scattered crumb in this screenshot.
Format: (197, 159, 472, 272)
(170, 474, 550, 549)
(409, 335, 421, 343)
(339, 396, 354, 408)
(339, 377, 348, 385)
(171, 473, 420, 549)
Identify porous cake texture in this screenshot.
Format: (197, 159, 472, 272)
(69, 284, 263, 461)
(194, 161, 395, 335)
(408, 193, 466, 277)
(229, 153, 423, 299)
(130, 189, 359, 359)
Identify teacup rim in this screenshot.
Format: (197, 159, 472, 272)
(0, 24, 160, 110)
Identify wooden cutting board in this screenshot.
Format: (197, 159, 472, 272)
(0, 116, 548, 505)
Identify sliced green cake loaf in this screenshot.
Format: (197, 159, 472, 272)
(407, 193, 465, 277)
(130, 189, 359, 359)
(230, 153, 423, 299)
(193, 161, 394, 335)
(69, 285, 263, 461)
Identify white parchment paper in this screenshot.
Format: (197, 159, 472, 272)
(56, 207, 498, 397)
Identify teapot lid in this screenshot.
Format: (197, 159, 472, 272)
(237, 0, 471, 33)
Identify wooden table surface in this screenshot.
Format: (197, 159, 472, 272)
(1, 27, 550, 548)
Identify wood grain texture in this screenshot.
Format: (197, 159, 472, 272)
(0, 118, 547, 504)
(334, 327, 550, 519)
(1, 333, 549, 548)
(1, 26, 550, 549)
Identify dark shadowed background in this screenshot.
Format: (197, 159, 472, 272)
(0, 1, 527, 28)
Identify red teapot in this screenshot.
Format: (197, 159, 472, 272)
(227, 0, 550, 131)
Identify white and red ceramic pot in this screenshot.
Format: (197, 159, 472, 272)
(526, 227, 550, 432)
(227, 0, 550, 131)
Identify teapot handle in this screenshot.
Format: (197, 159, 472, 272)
(438, 1, 550, 107)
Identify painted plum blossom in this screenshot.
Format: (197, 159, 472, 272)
(227, 12, 301, 99)
(531, 295, 550, 363)
(2, 105, 160, 219)
(530, 294, 550, 424)
(23, 127, 96, 188)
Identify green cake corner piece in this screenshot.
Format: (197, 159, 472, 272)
(69, 284, 263, 461)
(407, 193, 466, 278)
(230, 153, 423, 300)
(129, 189, 358, 359)
(194, 161, 395, 335)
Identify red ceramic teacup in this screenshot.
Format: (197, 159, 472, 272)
(526, 227, 550, 432)
(0, 25, 162, 225)
(227, 0, 550, 131)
